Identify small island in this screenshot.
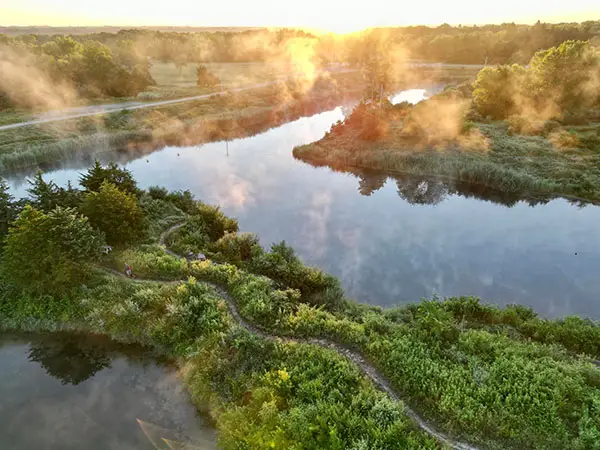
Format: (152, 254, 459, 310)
(1, 163, 599, 449)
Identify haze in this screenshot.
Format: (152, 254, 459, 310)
(2, 0, 599, 32)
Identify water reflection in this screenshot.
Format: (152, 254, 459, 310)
(351, 168, 560, 207)
(5, 106, 600, 319)
(25, 333, 158, 385)
(388, 85, 445, 105)
(0, 333, 216, 450)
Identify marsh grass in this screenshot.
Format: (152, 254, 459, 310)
(294, 119, 600, 202)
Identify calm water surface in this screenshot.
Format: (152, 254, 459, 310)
(0, 333, 216, 450)
(6, 90, 600, 319)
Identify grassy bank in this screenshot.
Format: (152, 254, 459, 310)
(0, 71, 363, 174)
(1, 166, 598, 449)
(159, 207, 600, 449)
(293, 113, 600, 204)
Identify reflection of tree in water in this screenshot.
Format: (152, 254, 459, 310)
(357, 172, 387, 196)
(28, 335, 113, 385)
(395, 177, 448, 205)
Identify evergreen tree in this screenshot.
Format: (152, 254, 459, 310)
(79, 161, 138, 195)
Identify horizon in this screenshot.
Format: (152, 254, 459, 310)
(2, 0, 599, 34)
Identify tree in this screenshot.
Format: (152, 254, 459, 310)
(529, 40, 600, 113)
(80, 182, 145, 245)
(27, 172, 82, 212)
(79, 161, 138, 195)
(472, 65, 527, 119)
(358, 36, 394, 101)
(1, 206, 104, 294)
(27, 171, 61, 212)
(196, 65, 220, 88)
(0, 178, 16, 243)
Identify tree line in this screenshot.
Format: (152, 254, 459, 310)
(2, 21, 600, 110)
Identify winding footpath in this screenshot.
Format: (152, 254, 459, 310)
(105, 222, 479, 450)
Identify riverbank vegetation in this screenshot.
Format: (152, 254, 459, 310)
(294, 39, 600, 203)
(1, 164, 598, 449)
(0, 70, 363, 173)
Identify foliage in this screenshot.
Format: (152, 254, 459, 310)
(104, 244, 188, 280)
(472, 41, 599, 121)
(2, 175, 600, 450)
(0, 178, 16, 243)
(473, 65, 527, 120)
(1, 206, 103, 294)
(79, 161, 138, 195)
(248, 241, 344, 309)
(27, 172, 82, 212)
(211, 232, 263, 265)
(194, 203, 239, 241)
(529, 40, 600, 114)
(80, 182, 145, 245)
(196, 65, 220, 88)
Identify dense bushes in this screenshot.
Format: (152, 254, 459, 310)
(473, 40, 600, 121)
(81, 182, 145, 245)
(328, 102, 389, 142)
(0, 35, 155, 109)
(248, 241, 344, 309)
(473, 65, 527, 120)
(1, 206, 104, 294)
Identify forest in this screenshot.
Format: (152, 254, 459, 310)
(1, 163, 599, 449)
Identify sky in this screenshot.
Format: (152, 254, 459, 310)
(2, 0, 599, 32)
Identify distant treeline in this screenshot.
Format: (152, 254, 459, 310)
(3, 21, 600, 66)
(2, 22, 600, 109)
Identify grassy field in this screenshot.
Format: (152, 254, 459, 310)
(0, 110, 32, 127)
(150, 61, 291, 87)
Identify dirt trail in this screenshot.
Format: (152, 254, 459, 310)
(0, 67, 358, 132)
(0, 82, 273, 131)
(95, 221, 480, 450)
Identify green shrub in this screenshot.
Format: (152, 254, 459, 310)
(195, 203, 239, 241)
(1, 206, 104, 295)
(80, 182, 146, 245)
(211, 232, 263, 265)
(248, 241, 344, 309)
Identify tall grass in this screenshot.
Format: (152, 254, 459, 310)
(0, 130, 152, 172)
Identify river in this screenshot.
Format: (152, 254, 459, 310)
(0, 333, 216, 450)
(4, 88, 600, 319)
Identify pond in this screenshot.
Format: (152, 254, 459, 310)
(5, 92, 600, 319)
(0, 333, 216, 450)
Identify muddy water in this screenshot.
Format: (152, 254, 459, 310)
(0, 333, 216, 450)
